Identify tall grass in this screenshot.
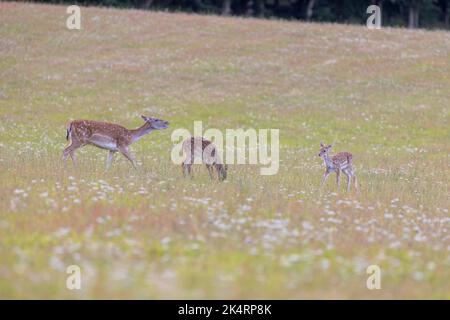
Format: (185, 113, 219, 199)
(0, 2, 449, 298)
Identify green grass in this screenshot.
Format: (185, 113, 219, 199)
(0, 2, 449, 299)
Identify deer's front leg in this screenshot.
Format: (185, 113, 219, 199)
(119, 147, 137, 170)
(336, 169, 340, 187)
(321, 170, 330, 187)
(182, 154, 194, 178)
(206, 164, 214, 180)
(106, 151, 115, 170)
(182, 162, 193, 178)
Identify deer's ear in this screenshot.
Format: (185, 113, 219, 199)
(328, 144, 332, 148)
(320, 141, 324, 147)
(141, 115, 148, 121)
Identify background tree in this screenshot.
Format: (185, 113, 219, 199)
(29, 0, 450, 29)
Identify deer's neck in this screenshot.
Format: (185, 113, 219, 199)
(130, 123, 154, 143)
(322, 153, 334, 169)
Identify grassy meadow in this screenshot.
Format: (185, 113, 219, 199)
(0, 2, 449, 299)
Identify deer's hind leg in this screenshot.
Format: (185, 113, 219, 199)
(343, 168, 352, 192)
(63, 139, 82, 167)
(351, 167, 358, 190)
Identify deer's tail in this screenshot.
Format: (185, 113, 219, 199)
(66, 122, 72, 141)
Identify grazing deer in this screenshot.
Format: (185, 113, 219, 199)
(181, 137, 228, 181)
(63, 115, 169, 169)
(318, 142, 357, 192)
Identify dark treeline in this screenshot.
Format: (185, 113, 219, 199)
(29, 0, 449, 29)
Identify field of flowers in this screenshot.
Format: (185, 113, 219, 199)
(0, 2, 449, 299)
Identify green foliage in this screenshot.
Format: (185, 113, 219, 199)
(27, 0, 450, 29)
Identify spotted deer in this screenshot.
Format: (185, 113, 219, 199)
(318, 142, 357, 191)
(181, 137, 228, 181)
(63, 115, 169, 169)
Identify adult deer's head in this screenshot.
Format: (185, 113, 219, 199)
(217, 163, 228, 181)
(141, 115, 169, 130)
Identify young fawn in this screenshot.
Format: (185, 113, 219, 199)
(63, 115, 169, 169)
(181, 137, 228, 181)
(318, 142, 357, 191)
